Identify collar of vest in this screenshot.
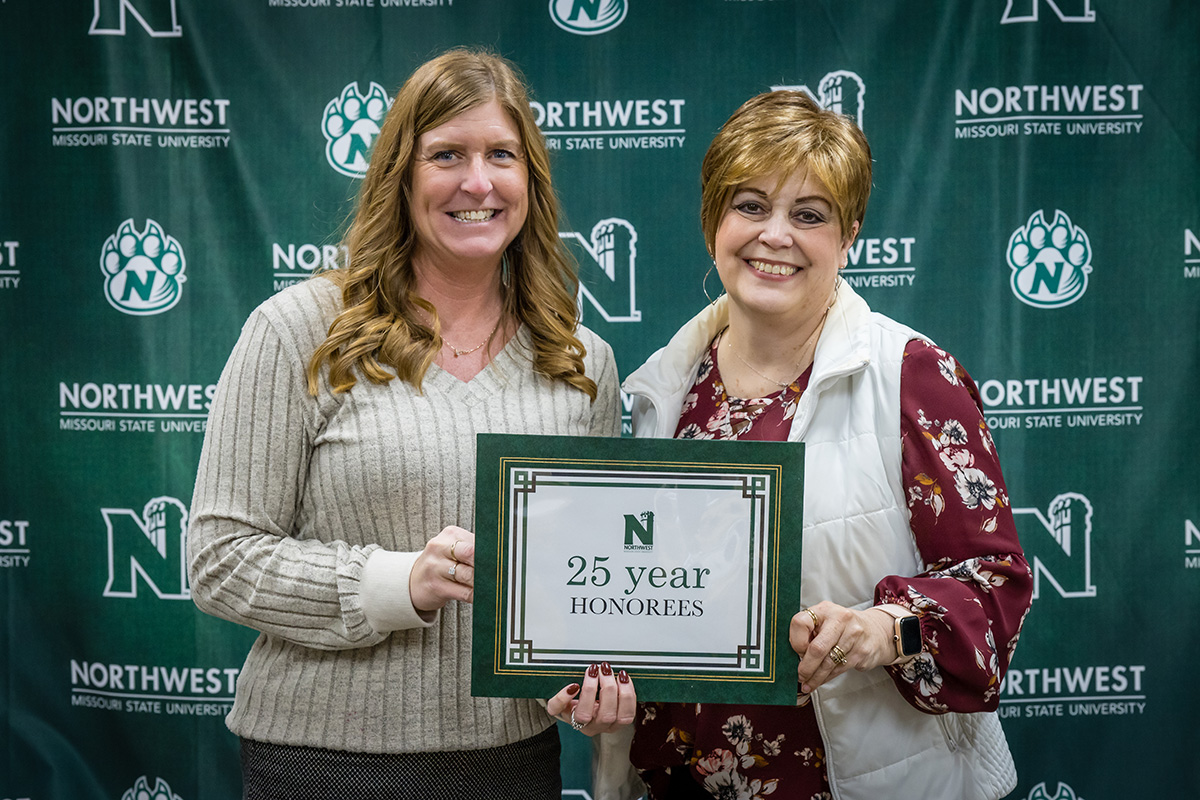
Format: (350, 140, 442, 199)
(623, 281, 874, 407)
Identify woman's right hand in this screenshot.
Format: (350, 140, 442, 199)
(546, 662, 637, 736)
(410, 526, 474, 612)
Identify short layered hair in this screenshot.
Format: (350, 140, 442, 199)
(700, 90, 873, 252)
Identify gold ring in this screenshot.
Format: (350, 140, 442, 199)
(806, 608, 819, 627)
(830, 645, 848, 666)
(450, 540, 459, 562)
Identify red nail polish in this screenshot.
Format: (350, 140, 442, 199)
(600, 662, 613, 676)
(618, 670, 630, 684)
(566, 683, 580, 695)
(587, 663, 599, 678)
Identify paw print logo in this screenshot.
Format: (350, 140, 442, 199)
(100, 219, 187, 316)
(121, 775, 183, 800)
(1006, 210, 1092, 308)
(1027, 781, 1081, 800)
(322, 81, 392, 178)
(549, 0, 627, 35)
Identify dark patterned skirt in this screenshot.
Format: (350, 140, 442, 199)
(240, 725, 561, 800)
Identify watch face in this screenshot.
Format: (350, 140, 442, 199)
(898, 615, 922, 656)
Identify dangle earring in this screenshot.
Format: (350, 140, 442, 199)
(703, 259, 724, 306)
(500, 252, 512, 289)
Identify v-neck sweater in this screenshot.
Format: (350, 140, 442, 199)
(188, 276, 620, 753)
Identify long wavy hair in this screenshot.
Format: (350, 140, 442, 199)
(306, 48, 596, 400)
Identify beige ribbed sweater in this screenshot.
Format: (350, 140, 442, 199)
(188, 277, 620, 753)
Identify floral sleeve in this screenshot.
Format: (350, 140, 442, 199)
(875, 339, 1033, 714)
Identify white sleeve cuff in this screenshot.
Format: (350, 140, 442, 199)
(361, 549, 438, 632)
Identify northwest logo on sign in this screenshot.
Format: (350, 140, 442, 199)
(561, 218, 641, 323)
(772, 71, 866, 130)
(624, 511, 654, 551)
(90, 0, 182, 37)
(1026, 781, 1085, 800)
(102, 496, 190, 600)
(550, 0, 627, 35)
(322, 82, 392, 179)
(122, 776, 183, 800)
(1007, 210, 1092, 308)
(1002, 0, 1095, 24)
(100, 219, 187, 315)
(1013, 492, 1096, 600)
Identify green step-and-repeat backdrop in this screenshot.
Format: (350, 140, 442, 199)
(2, 2, 1198, 798)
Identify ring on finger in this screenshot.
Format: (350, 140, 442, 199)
(805, 607, 819, 627)
(569, 708, 585, 732)
(829, 644, 848, 666)
(448, 563, 457, 580)
(450, 540, 459, 562)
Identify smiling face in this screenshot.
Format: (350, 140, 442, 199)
(409, 99, 529, 276)
(714, 169, 858, 328)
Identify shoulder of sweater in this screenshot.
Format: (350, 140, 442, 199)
(248, 276, 343, 351)
(575, 323, 616, 363)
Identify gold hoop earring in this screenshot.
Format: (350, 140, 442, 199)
(703, 260, 724, 306)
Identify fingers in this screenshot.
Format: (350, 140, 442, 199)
(551, 664, 637, 736)
(789, 605, 820, 658)
(545, 682, 581, 719)
(448, 532, 475, 567)
(410, 526, 476, 612)
(592, 662, 620, 728)
(794, 601, 874, 694)
(614, 668, 637, 726)
(571, 663, 601, 728)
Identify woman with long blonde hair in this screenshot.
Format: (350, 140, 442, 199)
(189, 48, 634, 799)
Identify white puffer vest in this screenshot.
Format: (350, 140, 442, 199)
(619, 284, 1017, 800)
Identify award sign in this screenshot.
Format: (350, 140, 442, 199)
(472, 433, 804, 705)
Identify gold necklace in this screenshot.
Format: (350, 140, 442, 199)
(442, 316, 502, 358)
(722, 277, 840, 389)
(723, 335, 806, 389)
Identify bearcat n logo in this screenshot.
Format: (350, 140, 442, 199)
(550, 0, 627, 35)
(90, 0, 182, 37)
(1002, 0, 1095, 24)
(323, 82, 392, 178)
(561, 218, 641, 323)
(121, 775, 183, 800)
(772, 71, 866, 131)
(102, 496, 190, 600)
(1007, 210, 1093, 308)
(100, 219, 187, 315)
(1013, 492, 1096, 600)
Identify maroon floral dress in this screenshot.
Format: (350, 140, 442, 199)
(629, 333, 1031, 800)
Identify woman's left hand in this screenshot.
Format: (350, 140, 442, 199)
(545, 662, 637, 736)
(789, 601, 897, 694)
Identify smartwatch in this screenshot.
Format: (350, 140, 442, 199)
(875, 604, 922, 661)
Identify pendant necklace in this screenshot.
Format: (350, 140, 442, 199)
(441, 316, 502, 358)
